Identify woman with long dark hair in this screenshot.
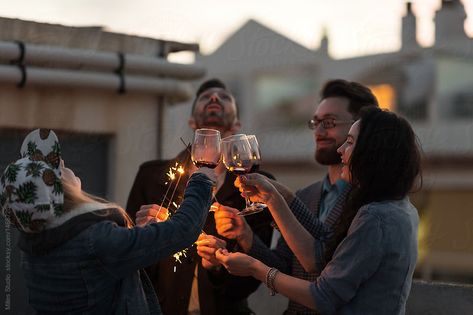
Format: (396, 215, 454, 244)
(0, 129, 215, 314)
(216, 107, 421, 314)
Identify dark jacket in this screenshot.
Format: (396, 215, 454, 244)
(19, 173, 213, 314)
(126, 149, 274, 315)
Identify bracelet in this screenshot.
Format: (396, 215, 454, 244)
(265, 267, 279, 296)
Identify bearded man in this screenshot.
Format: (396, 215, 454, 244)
(126, 78, 274, 315)
(213, 79, 379, 315)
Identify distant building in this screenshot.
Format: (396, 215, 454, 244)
(190, 0, 473, 282)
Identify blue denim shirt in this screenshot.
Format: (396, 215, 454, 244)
(319, 176, 349, 223)
(310, 198, 419, 315)
(20, 173, 213, 315)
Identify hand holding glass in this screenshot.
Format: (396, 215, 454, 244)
(245, 135, 267, 213)
(221, 134, 264, 216)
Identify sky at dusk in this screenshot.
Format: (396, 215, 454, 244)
(0, 0, 472, 60)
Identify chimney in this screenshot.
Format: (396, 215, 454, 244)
(318, 27, 329, 57)
(435, 0, 468, 46)
(402, 2, 419, 50)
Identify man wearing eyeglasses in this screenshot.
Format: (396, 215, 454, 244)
(215, 79, 378, 315)
(304, 79, 377, 223)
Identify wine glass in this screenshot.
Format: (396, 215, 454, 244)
(221, 134, 262, 216)
(191, 128, 221, 214)
(245, 135, 267, 213)
(191, 129, 221, 169)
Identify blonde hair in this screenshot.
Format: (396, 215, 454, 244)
(62, 178, 134, 228)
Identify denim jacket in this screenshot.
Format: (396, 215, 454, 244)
(19, 173, 213, 314)
(310, 198, 419, 315)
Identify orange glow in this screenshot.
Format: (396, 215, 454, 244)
(417, 215, 428, 264)
(156, 207, 170, 221)
(368, 84, 396, 111)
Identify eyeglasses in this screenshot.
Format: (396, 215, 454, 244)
(197, 90, 232, 103)
(307, 118, 354, 130)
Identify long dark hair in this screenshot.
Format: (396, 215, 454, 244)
(325, 107, 422, 260)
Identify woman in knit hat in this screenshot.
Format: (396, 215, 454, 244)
(0, 128, 215, 314)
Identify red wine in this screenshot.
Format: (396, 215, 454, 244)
(193, 161, 218, 169)
(229, 167, 250, 175)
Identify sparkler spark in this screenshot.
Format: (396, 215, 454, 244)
(159, 162, 192, 264)
(167, 165, 185, 211)
(173, 248, 188, 264)
(158, 158, 212, 266)
(159, 162, 183, 217)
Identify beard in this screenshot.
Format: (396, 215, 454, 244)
(201, 111, 225, 127)
(195, 111, 236, 131)
(315, 145, 342, 165)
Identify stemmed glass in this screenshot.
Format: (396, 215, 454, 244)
(191, 129, 221, 169)
(191, 128, 221, 212)
(245, 135, 267, 213)
(221, 134, 264, 216)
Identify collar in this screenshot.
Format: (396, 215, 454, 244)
(322, 175, 348, 194)
(18, 204, 127, 255)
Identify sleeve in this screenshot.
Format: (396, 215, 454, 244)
(92, 173, 213, 278)
(247, 184, 330, 275)
(250, 196, 332, 274)
(289, 197, 331, 239)
(247, 232, 291, 274)
(309, 210, 383, 314)
(289, 196, 334, 273)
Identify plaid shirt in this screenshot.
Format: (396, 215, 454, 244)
(249, 179, 351, 315)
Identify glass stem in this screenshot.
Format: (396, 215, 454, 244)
(245, 197, 252, 209)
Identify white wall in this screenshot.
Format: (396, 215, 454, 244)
(0, 84, 159, 207)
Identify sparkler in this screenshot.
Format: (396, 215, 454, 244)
(157, 162, 190, 264)
(157, 162, 181, 217)
(158, 137, 191, 217)
(157, 140, 196, 265)
(166, 165, 185, 212)
(157, 139, 218, 267)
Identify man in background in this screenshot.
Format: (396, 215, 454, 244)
(215, 79, 378, 315)
(127, 78, 274, 315)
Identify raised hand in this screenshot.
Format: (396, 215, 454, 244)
(215, 248, 258, 277)
(135, 204, 169, 226)
(214, 203, 254, 252)
(234, 173, 279, 205)
(214, 204, 245, 239)
(195, 233, 227, 270)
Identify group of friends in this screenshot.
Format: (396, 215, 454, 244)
(0, 78, 421, 315)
